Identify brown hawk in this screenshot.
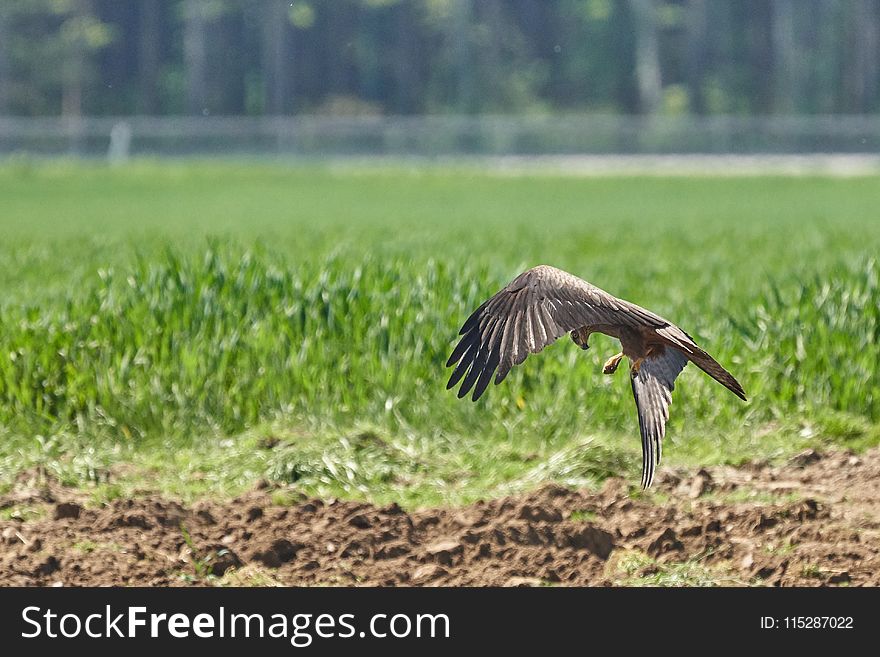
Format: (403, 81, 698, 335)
(446, 265, 747, 489)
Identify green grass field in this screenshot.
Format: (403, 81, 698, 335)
(0, 161, 878, 507)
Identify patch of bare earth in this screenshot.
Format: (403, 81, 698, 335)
(2, 447, 879, 587)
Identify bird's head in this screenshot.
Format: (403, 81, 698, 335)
(569, 328, 590, 350)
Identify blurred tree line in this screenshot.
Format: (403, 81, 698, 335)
(0, 0, 878, 117)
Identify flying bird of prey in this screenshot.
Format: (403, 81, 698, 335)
(446, 265, 746, 489)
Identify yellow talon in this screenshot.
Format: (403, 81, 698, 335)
(603, 352, 624, 375)
(631, 357, 644, 374)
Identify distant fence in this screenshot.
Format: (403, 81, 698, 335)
(1, 115, 879, 159)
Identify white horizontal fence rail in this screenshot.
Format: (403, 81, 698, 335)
(0, 115, 879, 158)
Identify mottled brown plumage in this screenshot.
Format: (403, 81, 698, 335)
(446, 265, 747, 489)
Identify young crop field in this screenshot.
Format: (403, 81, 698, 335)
(0, 161, 878, 586)
(1, 161, 878, 505)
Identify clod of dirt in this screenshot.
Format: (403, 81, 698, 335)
(687, 469, 714, 499)
(424, 539, 463, 566)
(347, 513, 372, 529)
(754, 565, 776, 580)
(411, 564, 446, 584)
(150, 501, 186, 527)
(751, 514, 779, 532)
(504, 576, 544, 587)
(252, 538, 303, 568)
(538, 483, 576, 499)
(414, 514, 440, 531)
(340, 540, 368, 558)
(789, 449, 823, 467)
(827, 571, 851, 584)
(116, 512, 152, 529)
(794, 499, 822, 521)
(34, 555, 61, 576)
(196, 509, 216, 525)
(375, 544, 409, 560)
(517, 505, 563, 523)
(681, 524, 702, 537)
(53, 502, 82, 520)
(647, 528, 684, 556)
(209, 548, 242, 576)
(600, 477, 630, 501)
(247, 506, 264, 522)
(566, 526, 615, 559)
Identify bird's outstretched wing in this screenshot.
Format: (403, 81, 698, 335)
(644, 323, 746, 401)
(630, 347, 688, 489)
(446, 265, 666, 401)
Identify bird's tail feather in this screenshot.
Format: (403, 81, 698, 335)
(689, 352, 747, 401)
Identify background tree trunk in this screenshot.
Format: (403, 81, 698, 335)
(772, 0, 802, 113)
(184, 0, 208, 114)
(261, 0, 291, 115)
(450, 0, 475, 113)
(393, 0, 419, 114)
(685, 0, 709, 114)
(138, 0, 161, 114)
(628, 0, 662, 114)
(847, 0, 879, 112)
(62, 0, 93, 119)
(745, 0, 775, 114)
(0, 8, 10, 114)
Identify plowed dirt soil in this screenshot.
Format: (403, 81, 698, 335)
(2, 447, 878, 586)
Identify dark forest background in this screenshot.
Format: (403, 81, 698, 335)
(0, 0, 878, 118)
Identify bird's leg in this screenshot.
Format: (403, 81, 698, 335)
(631, 357, 644, 375)
(603, 352, 624, 375)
